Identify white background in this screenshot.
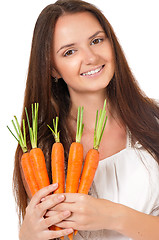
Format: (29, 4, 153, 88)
(0, 0, 158, 239)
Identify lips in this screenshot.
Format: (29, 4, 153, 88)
(80, 65, 105, 76)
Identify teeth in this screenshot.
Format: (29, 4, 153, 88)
(82, 66, 103, 76)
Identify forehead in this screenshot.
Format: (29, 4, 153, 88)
(53, 12, 104, 48)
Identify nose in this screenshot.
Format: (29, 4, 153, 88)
(82, 47, 98, 65)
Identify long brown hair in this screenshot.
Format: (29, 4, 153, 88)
(13, 0, 159, 226)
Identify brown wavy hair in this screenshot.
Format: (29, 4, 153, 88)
(13, 0, 159, 228)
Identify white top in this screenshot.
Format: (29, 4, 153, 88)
(72, 130, 159, 240)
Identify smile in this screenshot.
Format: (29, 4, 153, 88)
(81, 65, 105, 76)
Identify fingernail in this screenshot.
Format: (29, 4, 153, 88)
(41, 197, 45, 202)
(52, 183, 58, 187)
(58, 195, 65, 201)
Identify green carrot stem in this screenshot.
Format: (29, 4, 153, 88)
(93, 99, 107, 150)
(7, 126, 19, 142)
(76, 106, 84, 143)
(98, 115, 108, 147)
(94, 110, 98, 148)
(11, 118, 20, 140)
(7, 116, 27, 153)
(25, 103, 39, 149)
(23, 119, 26, 146)
(47, 116, 60, 143)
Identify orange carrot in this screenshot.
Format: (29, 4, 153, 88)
(25, 103, 50, 189)
(74, 100, 107, 236)
(78, 100, 107, 194)
(66, 106, 84, 193)
(78, 148, 99, 194)
(21, 152, 39, 196)
(48, 117, 65, 193)
(50, 141, 65, 238)
(52, 142, 65, 192)
(7, 116, 39, 196)
(66, 106, 84, 240)
(29, 148, 50, 188)
(66, 142, 83, 193)
(48, 117, 65, 239)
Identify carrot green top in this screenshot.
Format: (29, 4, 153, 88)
(7, 117, 27, 153)
(93, 99, 108, 150)
(47, 116, 60, 143)
(76, 106, 84, 143)
(25, 103, 39, 149)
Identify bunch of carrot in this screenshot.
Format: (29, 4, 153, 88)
(8, 100, 107, 240)
(7, 103, 50, 197)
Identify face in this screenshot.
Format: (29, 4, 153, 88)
(52, 12, 115, 96)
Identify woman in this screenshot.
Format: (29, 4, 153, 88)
(15, 0, 159, 239)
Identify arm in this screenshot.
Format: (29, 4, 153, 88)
(46, 193, 159, 240)
(117, 204, 159, 240)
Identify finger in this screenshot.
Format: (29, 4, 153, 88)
(53, 202, 77, 213)
(35, 194, 66, 218)
(45, 210, 58, 217)
(46, 193, 89, 212)
(42, 210, 72, 228)
(63, 193, 90, 203)
(29, 183, 58, 208)
(56, 220, 77, 230)
(45, 210, 75, 222)
(44, 228, 73, 239)
(62, 212, 75, 222)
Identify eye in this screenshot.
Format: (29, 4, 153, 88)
(64, 49, 76, 57)
(91, 38, 103, 45)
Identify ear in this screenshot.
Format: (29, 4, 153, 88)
(51, 68, 61, 79)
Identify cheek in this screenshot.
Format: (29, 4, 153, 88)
(102, 41, 114, 62)
(58, 58, 81, 79)
(104, 48, 114, 63)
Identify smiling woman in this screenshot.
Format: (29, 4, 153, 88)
(11, 0, 159, 240)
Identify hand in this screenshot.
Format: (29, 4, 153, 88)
(45, 193, 118, 232)
(19, 184, 73, 240)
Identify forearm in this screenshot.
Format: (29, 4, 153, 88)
(113, 204, 159, 240)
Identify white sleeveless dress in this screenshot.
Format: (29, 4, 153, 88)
(65, 130, 159, 240)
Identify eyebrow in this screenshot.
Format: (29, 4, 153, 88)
(56, 30, 105, 53)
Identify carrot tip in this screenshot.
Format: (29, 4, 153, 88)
(68, 232, 74, 240)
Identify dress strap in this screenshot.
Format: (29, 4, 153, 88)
(126, 127, 132, 148)
(126, 127, 143, 149)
